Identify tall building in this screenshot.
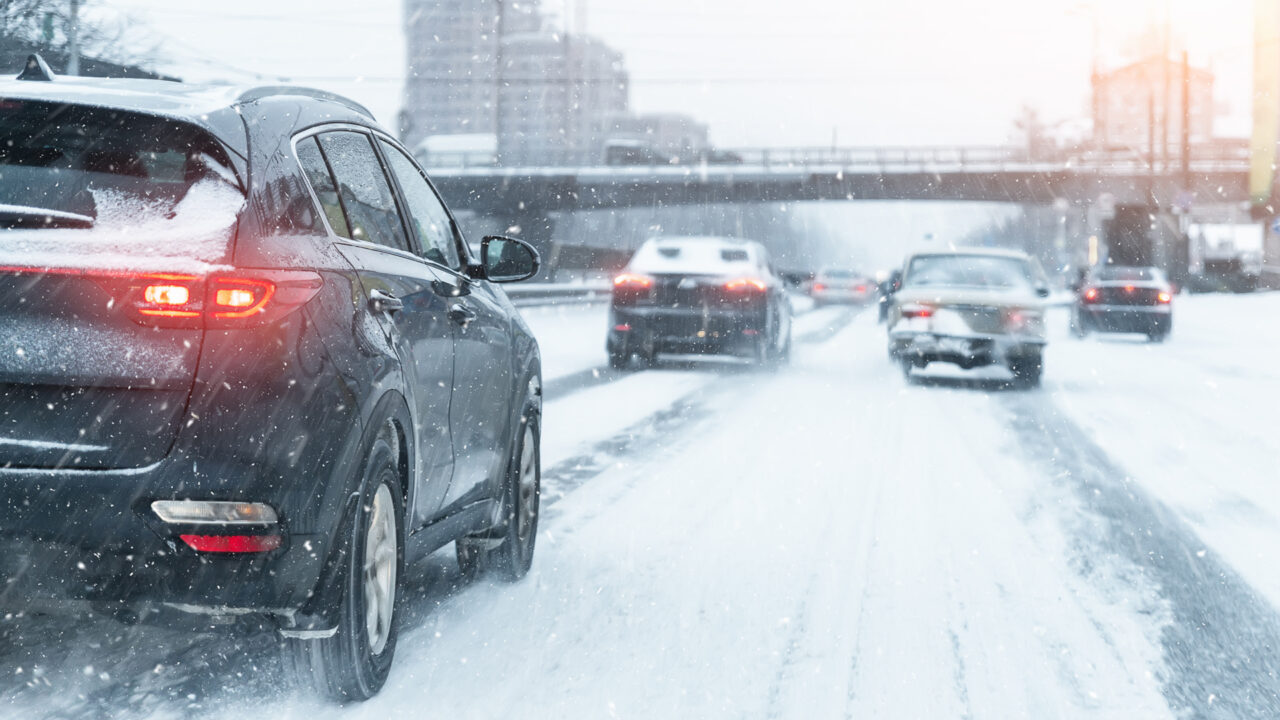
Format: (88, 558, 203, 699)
(1092, 56, 1214, 156)
(498, 32, 628, 164)
(401, 0, 543, 149)
(403, 0, 629, 164)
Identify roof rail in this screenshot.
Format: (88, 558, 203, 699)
(17, 54, 56, 82)
(236, 86, 374, 118)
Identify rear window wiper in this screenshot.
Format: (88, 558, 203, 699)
(0, 204, 93, 230)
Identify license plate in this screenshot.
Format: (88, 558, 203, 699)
(938, 337, 972, 354)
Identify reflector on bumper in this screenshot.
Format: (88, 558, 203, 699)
(152, 500, 278, 525)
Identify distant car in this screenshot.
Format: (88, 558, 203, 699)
(887, 249, 1049, 388)
(811, 268, 875, 306)
(608, 236, 792, 367)
(0, 58, 543, 702)
(1073, 265, 1173, 341)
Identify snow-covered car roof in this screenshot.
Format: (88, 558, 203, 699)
(628, 236, 763, 275)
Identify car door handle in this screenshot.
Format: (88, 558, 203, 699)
(447, 302, 476, 326)
(368, 289, 404, 314)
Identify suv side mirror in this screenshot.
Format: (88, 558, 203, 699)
(477, 235, 540, 283)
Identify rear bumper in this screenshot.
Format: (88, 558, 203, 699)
(0, 456, 329, 621)
(889, 330, 1044, 369)
(609, 306, 766, 355)
(1078, 305, 1171, 333)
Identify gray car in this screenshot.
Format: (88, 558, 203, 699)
(887, 249, 1050, 388)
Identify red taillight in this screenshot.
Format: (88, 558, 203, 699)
(144, 284, 191, 306)
(1083, 287, 1100, 302)
(179, 534, 282, 553)
(855, 284, 867, 293)
(613, 323, 632, 332)
(613, 273, 653, 288)
(138, 277, 202, 318)
(211, 277, 276, 319)
(1158, 291, 1172, 303)
(813, 283, 826, 292)
(724, 277, 767, 292)
(900, 304, 933, 319)
(1124, 284, 1135, 293)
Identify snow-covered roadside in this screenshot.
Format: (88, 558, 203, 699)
(1045, 292, 1280, 609)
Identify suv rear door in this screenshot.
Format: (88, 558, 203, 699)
(0, 100, 242, 469)
(296, 129, 456, 527)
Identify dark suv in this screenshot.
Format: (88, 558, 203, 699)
(0, 56, 543, 701)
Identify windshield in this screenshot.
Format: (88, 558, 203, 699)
(1095, 266, 1164, 282)
(0, 99, 235, 227)
(904, 254, 1034, 290)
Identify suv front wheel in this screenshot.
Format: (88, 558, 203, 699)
(457, 408, 541, 581)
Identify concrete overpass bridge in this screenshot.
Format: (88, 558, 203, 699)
(425, 144, 1253, 215)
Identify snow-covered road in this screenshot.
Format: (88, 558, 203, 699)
(4, 294, 1278, 719)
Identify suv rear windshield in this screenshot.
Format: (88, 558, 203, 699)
(0, 99, 238, 228)
(904, 255, 1034, 290)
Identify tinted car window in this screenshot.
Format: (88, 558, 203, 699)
(904, 255, 1033, 289)
(378, 139, 461, 269)
(316, 131, 408, 252)
(295, 136, 351, 238)
(0, 99, 236, 227)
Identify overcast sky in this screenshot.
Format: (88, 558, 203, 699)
(105, 0, 1256, 147)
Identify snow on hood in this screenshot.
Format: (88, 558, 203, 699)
(0, 178, 244, 276)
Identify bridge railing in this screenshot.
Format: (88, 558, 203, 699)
(420, 142, 1252, 173)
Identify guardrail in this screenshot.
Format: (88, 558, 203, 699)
(503, 282, 611, 307)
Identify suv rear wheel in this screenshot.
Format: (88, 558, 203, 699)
(287, 424, 404, 702)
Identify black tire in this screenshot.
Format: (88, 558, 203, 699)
(1008, 353, 1043, 389)
(457, 408, 540, 582)
(608, 351, 629, 370)
(287, 423, 404, 702)
(1071, 311, 1089, 338)
(899, 355, 915, 381)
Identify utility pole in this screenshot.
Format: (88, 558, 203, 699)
(1159, 0, 1172, 173)
(493, 0, 505, 165)
(1180, 50, 1191, 190)
(66, 0, 80, 76)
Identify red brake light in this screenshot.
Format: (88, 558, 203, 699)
(144, 284, 190, 306)
(900, 304, 933, 319)
(1084, 287, 1100, 302)
(211, 277, 275, 319)
(180, 534, 282, 553)
(724, 277, 767, 292)
(1158, 291, 1172, 303)
(613, 273, 653, 288)
(813, 283, 826, 292)
(855, 284, 867, 292)
(1124, 284, 1135, 293)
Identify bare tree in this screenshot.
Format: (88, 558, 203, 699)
(1, 0, 155, 68)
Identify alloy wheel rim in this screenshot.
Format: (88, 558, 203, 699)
(516, 425, 538, 543)
(363, 482, 397, 655)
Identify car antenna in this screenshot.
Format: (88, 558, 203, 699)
(17, 54, 56, 82)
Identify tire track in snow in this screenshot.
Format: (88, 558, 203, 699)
(1003, 393, 1280, 718)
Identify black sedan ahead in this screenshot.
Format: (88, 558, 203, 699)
(1073, 265, 1174, 341)
(1, 59, 542, 702)
(607, 236, 792, 367)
